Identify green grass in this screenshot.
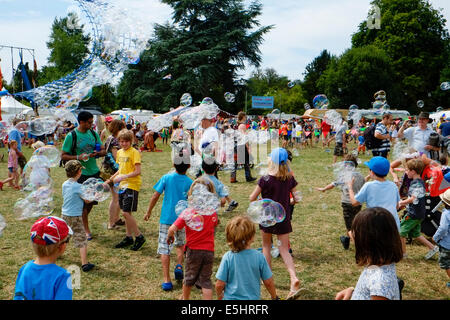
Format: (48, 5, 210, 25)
(0, 141, 449, 300)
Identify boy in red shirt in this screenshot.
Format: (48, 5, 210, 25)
(167, 177, 219, 300)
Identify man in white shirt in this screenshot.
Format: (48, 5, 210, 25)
(397, 112, 439, 158)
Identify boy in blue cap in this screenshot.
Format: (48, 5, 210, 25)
(347, 156, 401, 230)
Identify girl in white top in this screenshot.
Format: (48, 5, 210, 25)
(335, 207, 403, 300)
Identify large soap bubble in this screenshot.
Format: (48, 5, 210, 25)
(180, 93, 193, 107)
(81, 178, 111, 202)
(313, 94, 329, 109)
(188, 183, 220, 216)
(224, 92, 236, 103)
(0, 214, 6, 237)
(324, 110, 343, 129)
(333, 161, 357, 188)
(247, 199, 286, 227)
(33, 146, 61, 168)
(372, 101, 384, 110)
(29, 117, 57, 136)
(202, 97, 214, 105)
(441, 82, 449, 91)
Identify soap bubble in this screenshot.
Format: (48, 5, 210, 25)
(202, 97, 214, 105)
(349, 104, 358, 111)
(417, 100, 425, 108)
(333, 161, 357, 188)
(224, 92, 236, 103)
(372, 101, 384, 110)
(271, 246, 280, 258)
(29, 117, 57, 136)
(21, 166, 52, 192)
(304, 103, 311, 110)
(292, 191, 302, 203)
(15, 121, 30, 133)
(180, 93, 193, 107)
(437, 107, 444, 113)
(324, 110, 343, 129)
(113, 182, 128, 195)
(247, 199, 286, 227)
(0, 214, 6, 236)
(292, 149, 300, 157)
(188, 183, 220, 216)
(81, 178, 111, 202)
(313, 94, 329, 109)
(441, 82, 450, 91)
(14, 189, 55, 220)
(287, 81, 295, 88)
(186, 213, 204, 232)
(33, 146, 61, 168)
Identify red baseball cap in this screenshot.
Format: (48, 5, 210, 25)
(30, 216, 73, 245)
(105, 116, 114, 122)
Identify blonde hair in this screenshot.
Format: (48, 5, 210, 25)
(267, 159, 291, 181)
(31, 237, 68, 257)
(117, 129, 134, 142)
(226, 216, 255, 252)
(9, 140, 18, 148)
(188, 176, 216, 197)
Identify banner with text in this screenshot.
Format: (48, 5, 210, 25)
(252, 96, 274, 109)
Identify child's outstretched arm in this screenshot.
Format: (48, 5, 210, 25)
(144, 192, 161, 221)
(316, 183, 335, 192)
(262, 277, 278, 300)
(215, 280, 226, 300)
(399, 195, 415, 208)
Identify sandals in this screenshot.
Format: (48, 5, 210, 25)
(87, 233, 93, 241)
(286, 288, 303, 300)
(174, 264, 184, 280)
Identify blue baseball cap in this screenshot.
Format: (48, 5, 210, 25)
(364, 156, 390, 176)
(270, 148, 289, 165)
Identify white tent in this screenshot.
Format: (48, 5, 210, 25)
(430, 110, 450, 123)
(0, 96, 33, 123)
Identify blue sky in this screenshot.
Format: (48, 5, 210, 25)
(0, 0, 449, 84)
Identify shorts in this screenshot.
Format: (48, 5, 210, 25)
(342, 202, 361, 231)
(283, 135, 289, 141)
(119, 188, 139, 212)
(334, 142, 344, 156)
(372, 150, 389, 158)
(399, 216, 422, 238)
(184, 247, 214, 289)
(78, 172, 101, 207)
(438, 246, 450, 270)
(62, 215, 87, 248)
(157, 224, 185, 255)
(8, 167, 17, 173)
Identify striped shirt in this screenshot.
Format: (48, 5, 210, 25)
(373, 123, 390, 152)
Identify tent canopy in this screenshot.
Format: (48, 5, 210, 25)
(1, 96, 33, 122)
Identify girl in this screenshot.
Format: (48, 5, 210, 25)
(335, 207, 403, 300)
(0, 140, 20, 190)
(249, 148, 301, 300)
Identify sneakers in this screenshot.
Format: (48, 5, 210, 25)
(424, 246, 439, 260)
(162, 282, 173, 291)
(131, 235, 146, 251)
(82, 263, 95, 272)
(397, 277, 405, 300)
(446, 282, 450, 288)
(0, 181, 3, 191)
(246, 177, 257, 182)
(174, 264, 184, 281)
(225, 200, 239, 212)
(115, 236, 134, 249)
(340, 236, 350, 250)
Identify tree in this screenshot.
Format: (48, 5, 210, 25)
(301, 50, 333, 104)
(352, 0, 450, 112)
(118, 0, 272, 112)
(317, 45, 400, 109)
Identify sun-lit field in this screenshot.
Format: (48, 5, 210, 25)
(0, 141, 449, 300)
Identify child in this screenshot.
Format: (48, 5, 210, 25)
(61, 160, 95, 272)
(348, 156, 401, 231)
(105, 129, 145, 251)
(0, 140, 20, 190)
(167, 177, 219, 300)
(335, 207, 403, 300)
(434, 189, 450, 288)
(215, 216, 278, 300)
(316, 154, 366, 250)
(249, 148, 301, 300)
(14, 216, 73, 300)
(144, 149, 193, 291)
(398, 158, 439, 259)
(202, 158, 238, 212)
(357, 131, 366, 155)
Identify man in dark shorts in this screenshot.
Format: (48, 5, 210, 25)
(61, 111, 106, 240)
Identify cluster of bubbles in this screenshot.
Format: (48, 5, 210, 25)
(332, 161, 358, 189)
(313, 94, 329, 109)
(0, 214, 6, 237)
(175, 183, 221, 231)
(15, 0, 152, 113)
(80, 178, 111, 202)
(14, 147, 61, 220)
(14, 117, 58, 137)
(146, 113, 173, 133)
(224, 92, 236, 103)
(441, 82, 450, 91)
(324, 110, 343, 129)
(372, 90, 390, 110)
(392, 141, 418, 161)
(178, 100, 220, 130)
(247, 199, 286, 228)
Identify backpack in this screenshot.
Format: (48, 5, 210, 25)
(62, 129, 98, 166)
(363, 125, 383, 150)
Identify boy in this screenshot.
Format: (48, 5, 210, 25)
(348, 156, 401, 231)
(316, 154, 366, 250)
(105, 129, 145, 251)
(398, 159, 439, 259)
(61, 160, 95, 272)
(144, 148, 193, 291)
(14, 216, 73, 300)
(202, 157, 238, 212)
(434, 189, 450, 288)
(215, 216, 278, 300)
(167, 177, 219, 300)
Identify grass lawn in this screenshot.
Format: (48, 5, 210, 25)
(0, 141, 449, 300)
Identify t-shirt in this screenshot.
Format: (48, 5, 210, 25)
(321, 121, 331, 134)
(174, 211, 218, 251)
(373, 123, 390, 152)
(200, 126, 219, 152)
(62, 129, 102, 176)
(439, 121, 450, 137)
(62, 179, 84, 217)
(205, 175, 228, 198)
(116, 147, 141, 191)
(333, 171, 365, 204)
(153, 172, 193, 225)
(8, 148, 18, 169)
(403, 127, 434, 157)
(358, 136, 365, 145)
(433, 208, 450, 250)
(215, 249, 273, 300)
(351, 264, 400, 300)
(406, 179, 426, 220)
(335, 124, 346, 144)
(355, 180, 401, 230)
(8, 128, 23, 152)
(14, 261, 72, 300)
